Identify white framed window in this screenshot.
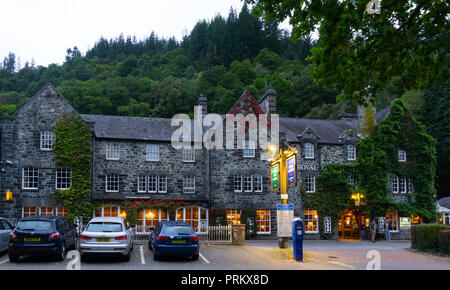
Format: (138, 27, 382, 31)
(348, 175, 356, 186)
(22, 167, 39, 190)
(226, 209, 241, 226)
(40, 206, 54, 216)
(305, 175, 316, 193)
(386, 210, 398, 231)
(138, 175, 147, 193)
(40, 131, 55, 150)
(256, 209, 271, 234)
(22, 206, 37, 217)
(158, 176, 167, 193)
(146, 144, 159, 161)
(183, 176, 195, 193)
(106, 142, 120, 160)
(304, 143, 314, 159)
(254, 174, 263, 192)
(243, 140, 255, 158)
(94, 206, 126, 218)
(106, 174, 119, 192)
(176, 206, 208, 233)
(408, 178, 414, 193)
(304, 209, 319, 233)
(244, 174, 253, 192)
(346, 145, 356, 161)
(398, 149, 406, 162)
(390, 175, 399, 193)
(148, 176, 158, 193)
(137, 208, 169, 232)
(56, 207, 68, 217)
(182, 148, 195, 162)
(400, 178, 408, 193)
(56, 168, 72, 190)
(234, 174, 243, 192)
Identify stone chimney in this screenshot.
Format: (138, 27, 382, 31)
(258, 85, 277, 116)
(357, 104, 377, 137)
(196, 94, 208, 116)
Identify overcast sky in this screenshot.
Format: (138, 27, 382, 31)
(0, 0, 291, 68)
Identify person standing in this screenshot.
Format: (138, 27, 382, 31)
(385, 221, 391, 241)
(361, 222, 366, 241)
(370, 220, 377, 243)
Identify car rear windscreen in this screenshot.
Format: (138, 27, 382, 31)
(17, 221, 52, 231)
(161, 225, 194, 235)
(86, 222, 123, 232)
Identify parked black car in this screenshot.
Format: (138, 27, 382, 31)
(8, 216, 78, 262)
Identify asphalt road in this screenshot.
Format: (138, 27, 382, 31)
(0, 241, 448, 270)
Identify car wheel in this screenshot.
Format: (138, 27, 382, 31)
(123, 251, 130, 262)
(8, 253, 19, 263)
(148, 241, 153, 251)
(55, 243, 66, 261)
(81, 254, 90, 263)
(153, 250, 160, 261)
(192, 254, 199, 261)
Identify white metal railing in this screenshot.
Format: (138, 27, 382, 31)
(131, 225, 232, 244)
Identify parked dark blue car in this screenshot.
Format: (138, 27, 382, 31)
(149, 221, 199, 260)
(8, 216, 78, 262)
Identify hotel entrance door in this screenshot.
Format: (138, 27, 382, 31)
(338, 209, 369, 240)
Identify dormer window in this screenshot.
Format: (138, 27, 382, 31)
(304, 143, 314, 159)
(346, 145, 356, 161)
(398, 149, 406, 162)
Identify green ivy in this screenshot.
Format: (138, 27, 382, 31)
(355, 99, 437, 220)
(53, 113, 93, 222)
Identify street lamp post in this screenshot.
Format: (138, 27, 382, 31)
(268, 138, 298, 249)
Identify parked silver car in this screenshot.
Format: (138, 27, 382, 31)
(79, 217, 134, 261)
(0, 218, 14, 252)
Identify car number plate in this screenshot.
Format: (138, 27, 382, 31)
(172, 240, 186, 244)
(24, 238, 40, 242)
(95, 238, 111, 242)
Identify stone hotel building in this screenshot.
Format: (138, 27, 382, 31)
(0, 83, 414, 240)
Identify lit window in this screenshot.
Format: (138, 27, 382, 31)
(254, 174, 263, 192)
(56, 207, 68, 217)
(234, 175, 242, 192)
(305, 175, 316, 193)
(182, 148, 195, 162)
(40, 206, 53, 216)
(56, 168, 72, 190)
(346, 145, 356, 160)
(106, 174, 119, 192)
(226, 209, 241, 226)
(304, 209, 319, 232)
(398, 149, 406, 162)
(243, 141, 255, 158)
(183, 176, 195, 193)
(244, 174, 253, 192)
(23, 206, 37, 217)
(146, 144, 159, 161)
(176, 207, 208, 233)
(304, 143, 314, 159)
(256, 209, 271, 234)
(137, 209, 169, 232)
(95, 206, 126, 218)
(106, 142, 120, 160)
(22, 167, 39, 190)
(40, 131, 55, 150)
(386, 210, 398, 231)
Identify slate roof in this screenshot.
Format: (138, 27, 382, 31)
(81, 114, 358, 145)
(437, 197, 450, 210)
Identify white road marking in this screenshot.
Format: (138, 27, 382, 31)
(0, 259, 9, 265)
(199, 252, 210, 264)
(140, 246, 145, 264)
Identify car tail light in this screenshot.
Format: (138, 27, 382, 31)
(114, 235, 127, 240)
(80, 235, 92, 240)
(157, 235, 168, 241)
(49, 232, 60, 240)
(190, 235, 199, 241)
(9, 232, 17, 239)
